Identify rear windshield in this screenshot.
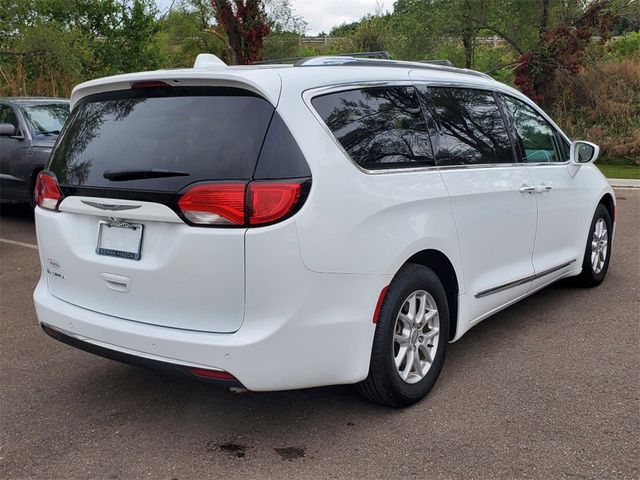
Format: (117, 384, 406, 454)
(48, 87, 274, 191)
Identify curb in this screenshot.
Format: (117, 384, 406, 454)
(608, 178, 640, 188)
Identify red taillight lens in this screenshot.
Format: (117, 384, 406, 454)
(178, 180, 307, 227)
(34, 172, 63, 211)
(131, 80, 171, 89)
(178, 183, 246, 225)
(248, 182, 301, 225)
(188, 367, 236, 381)
(373, 286, 388, 324)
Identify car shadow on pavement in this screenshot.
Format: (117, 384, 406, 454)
(0, 202, 34, 224)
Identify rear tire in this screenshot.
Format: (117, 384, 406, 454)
(356, 264, 449, 407)
(575, 204, 612, 287)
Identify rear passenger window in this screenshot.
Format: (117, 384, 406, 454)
(503, 95, 563, 163)
(311, 86, 434, 170)
(427, 87, 514, 166)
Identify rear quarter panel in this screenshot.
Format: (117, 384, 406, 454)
(275, 78, 464, 291)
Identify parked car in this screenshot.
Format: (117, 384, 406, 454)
(0, 97, 70, 205)
(33, 54, 615, 407)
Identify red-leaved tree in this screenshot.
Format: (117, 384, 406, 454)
(211, 0, 270, 64)
(514, 1, 615, 105)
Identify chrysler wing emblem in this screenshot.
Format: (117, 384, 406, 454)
(81, 200, 142, 211)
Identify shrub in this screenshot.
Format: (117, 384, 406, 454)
(608, 31, 640, 60)
(550, 59, 640, 163)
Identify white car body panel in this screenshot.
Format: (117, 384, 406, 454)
(437, 165, 538, 321)
(33, 60, 616, 390)
(34, 216, 390, 390)
(37, 199, 247, 333)
(527, 164, 589, 289)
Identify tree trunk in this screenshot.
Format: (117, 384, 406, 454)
(462, 33, 473, 69)
(212, 0, 245, 64)
(539, 0, 550, 35)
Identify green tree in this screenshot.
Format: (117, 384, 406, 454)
(0, 0, 163, 96)
(157, 1, 227, 67)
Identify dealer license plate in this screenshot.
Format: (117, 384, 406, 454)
(96, 220, 143, 260)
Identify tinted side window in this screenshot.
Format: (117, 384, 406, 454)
(560, 137, 571, 161)
(0, 105, 19, 129)
(503, 95, 562, 163)
(311, 86, 434, 170)
(254, 112, 311, 179)
(427, 88, 513, 166)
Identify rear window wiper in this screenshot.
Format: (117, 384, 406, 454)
(103, 168, 190, 181)
(39, 130, 61, 135)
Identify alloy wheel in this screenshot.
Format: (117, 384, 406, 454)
(591, 218, 608, 274)
(392, 290, 440, 384)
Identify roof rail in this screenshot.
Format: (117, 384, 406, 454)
(419, 59, 453, 67)
(252, 51, 390, 66)
(251, 52, 491, 79)
(295, 56, 492, 79)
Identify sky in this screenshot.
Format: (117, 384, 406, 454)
(156, 0, 392, 36)
(291, 0, 391, 35)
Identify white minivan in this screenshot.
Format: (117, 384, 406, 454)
(34, 55, 615, 407)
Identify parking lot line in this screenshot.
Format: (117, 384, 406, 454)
(0, 237, 38, 250)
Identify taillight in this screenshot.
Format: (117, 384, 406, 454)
(249, 182, 301, 225)
(178, 180, 308, 227)
(178, 183, 246, 225)
(131, 80, 171, 89)
(34, 172, 63, 211)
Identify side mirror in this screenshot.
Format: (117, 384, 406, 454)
(570, 140, 599, 164)
(0, 123, 16, 137)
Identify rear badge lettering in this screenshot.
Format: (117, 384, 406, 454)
(46, 268, 67, 280)
(46, 258, 66, 279)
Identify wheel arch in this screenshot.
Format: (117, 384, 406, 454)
(403, 249, 460, 341)
(599, 192, 615, 224)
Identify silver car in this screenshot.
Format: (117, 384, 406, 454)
(0, 97, 70, 205)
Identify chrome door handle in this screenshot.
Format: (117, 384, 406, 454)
(519, 185, 536, 194)
(533, 184, 553, 193)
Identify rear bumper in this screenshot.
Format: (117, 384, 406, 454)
(34, 268, 390, 391)
(40, 322, 243, 387)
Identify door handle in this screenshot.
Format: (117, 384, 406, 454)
(101, 272, 131, 293)
(537, 184, 552, 193)
(519, 185, 536, 194)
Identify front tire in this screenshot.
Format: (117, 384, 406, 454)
(357, 264, 449, 407)
(576, 204, 612, 287)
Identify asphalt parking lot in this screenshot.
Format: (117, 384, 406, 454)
(1, 190, 638, 480)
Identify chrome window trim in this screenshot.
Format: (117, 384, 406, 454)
(436, 163, 526, 170)
(302, 81, 572, 175)
(302, 81, 440, 175)
(413, 81, 572, 167)
(493, 91, 572, 166)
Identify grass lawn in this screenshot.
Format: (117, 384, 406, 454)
(595, 163, 640, 179)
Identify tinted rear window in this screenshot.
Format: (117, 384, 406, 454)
(49, 87, 274, 191)
(311, 86, 434, 170)
(426, 87, 514, 166)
